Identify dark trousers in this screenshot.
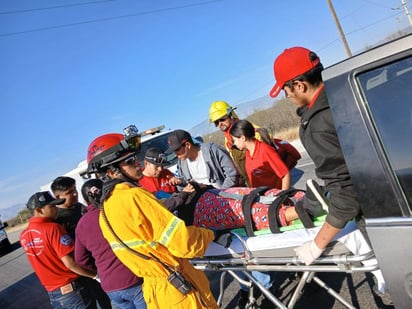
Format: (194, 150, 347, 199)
(82, 277, 112, 309)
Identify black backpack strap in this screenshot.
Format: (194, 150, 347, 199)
(242, 186, 269, 236)
(268, 188, 307, 233)
(294, 200, 315, 229)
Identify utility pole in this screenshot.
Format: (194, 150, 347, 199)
(401, 0, 412, 27)
(327, 0, 352, 57)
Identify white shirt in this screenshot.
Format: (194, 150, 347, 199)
(186, 151, 213, 186)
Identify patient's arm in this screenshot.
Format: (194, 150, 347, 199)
(161, 191, 190, 211)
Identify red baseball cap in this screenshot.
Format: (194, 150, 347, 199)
(269, 47, 320, 98)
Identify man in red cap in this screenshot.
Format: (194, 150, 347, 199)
(269, 47, 362, 265)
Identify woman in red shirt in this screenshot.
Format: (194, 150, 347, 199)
(229, 120, 303, 227)
(229, 119, 291, 190)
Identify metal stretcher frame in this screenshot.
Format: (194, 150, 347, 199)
(191, 232, 380, 309)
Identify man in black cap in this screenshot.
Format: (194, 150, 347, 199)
(20, 191, 98, 309)
(165, 129, 240, 189)
(139, 147, 184, 198)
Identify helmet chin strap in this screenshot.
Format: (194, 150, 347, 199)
(110, 165, 140, 186)
(119, 173, 139, 186)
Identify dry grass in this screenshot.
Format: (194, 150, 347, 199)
(6, 222, 28, 233)
(276, 126, 299, 141)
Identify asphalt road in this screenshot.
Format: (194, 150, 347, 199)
(0, 145, 395, 308)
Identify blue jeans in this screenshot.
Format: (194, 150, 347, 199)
(48, 279, 94, 309)
(107, 284, 146, 309)
(238, 271, 273, 291)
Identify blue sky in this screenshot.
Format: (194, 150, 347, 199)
(0, 0, 410, 212)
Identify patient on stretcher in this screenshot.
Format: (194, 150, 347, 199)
(191, 184, 327, 235)
(174, 181, 387, 299)
(189, 182, 387, 297)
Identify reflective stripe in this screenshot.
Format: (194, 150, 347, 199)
(109, 239, 158, 251)
(159, 217, 182, 246)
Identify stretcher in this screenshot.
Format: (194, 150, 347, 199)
(191, 220, 384, 309)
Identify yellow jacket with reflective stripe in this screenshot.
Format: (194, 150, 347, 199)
(99, 183, 217, 308)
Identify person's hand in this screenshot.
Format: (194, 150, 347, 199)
(182, 183, 195, 193)
(167, 176, 182, 186)
(294, 240, 324, 265)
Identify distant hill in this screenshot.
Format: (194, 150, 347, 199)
(190, 95, 277, 137)
(0, 203, 25, 222)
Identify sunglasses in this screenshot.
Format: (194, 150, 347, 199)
(124, 155, 139, 166)
(214, 116, 229, 126)
(145, 153, 166, 165)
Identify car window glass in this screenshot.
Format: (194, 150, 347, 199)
(138, 133, 177, 167)
(138, 132, 203, 168)
(358, 56, 412, 207)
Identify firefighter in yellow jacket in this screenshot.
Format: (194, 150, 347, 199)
(86, 128, 218, 309)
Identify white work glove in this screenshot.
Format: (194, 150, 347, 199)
(294, 240, 324, 265)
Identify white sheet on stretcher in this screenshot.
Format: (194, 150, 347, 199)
(204, 221, 372, 258)
(202, 221, 388, 294)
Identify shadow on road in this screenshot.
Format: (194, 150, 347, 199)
(291, 168, 304, 187)
(0, 241, 21, 257)
(0, 272, 51, 309)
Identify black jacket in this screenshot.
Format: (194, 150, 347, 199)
(298, 89, 361, 228)
(55, 202, 86, 240)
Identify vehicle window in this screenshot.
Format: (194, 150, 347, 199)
(357, 56, 412, 206)
(137, 132, 202, 168)
(138, 132, 178, 168)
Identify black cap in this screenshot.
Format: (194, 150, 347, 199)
(165, 130, 194, 154)
(144, 148, 167, 166)
(26, 191, 66, 210)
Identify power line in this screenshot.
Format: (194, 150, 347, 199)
(344, 11, 403, 36)
(0, 0, 222, 38)
(317, 10, 404, 53)
(0, 0, 116, 15)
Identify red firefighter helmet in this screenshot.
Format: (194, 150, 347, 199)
(87, 133, 124, 164)
(86, 130, 141, 174)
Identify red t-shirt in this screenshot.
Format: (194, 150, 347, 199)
(223, 129, 234, 149)
(245, 140, 289, 189)
(139, 169, 177, 194)
(20, 217, 78, 291)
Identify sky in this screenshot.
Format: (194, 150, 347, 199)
(1, 0, 411, 212)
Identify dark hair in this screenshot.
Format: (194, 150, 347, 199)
(51, 176, 76, 193)
(255, 127, 275, 146)
(230, 119, 274, 146)
(230, 119, 255, 139)
(81, 178, 103, 208)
